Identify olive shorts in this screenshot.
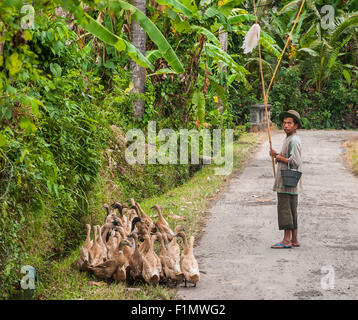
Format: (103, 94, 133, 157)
(277, 193, 298, 230)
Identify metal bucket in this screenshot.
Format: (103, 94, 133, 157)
(281, 169, 302, 187)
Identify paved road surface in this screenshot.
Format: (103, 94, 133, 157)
(178, 130, 358, 300)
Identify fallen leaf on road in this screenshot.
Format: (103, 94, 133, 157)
(254, 198, 273, 202)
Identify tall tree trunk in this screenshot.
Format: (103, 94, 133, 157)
(217, 26, 228, 114)
(130, 0, 146, 119)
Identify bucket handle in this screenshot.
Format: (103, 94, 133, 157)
(287, 159, 298, 171)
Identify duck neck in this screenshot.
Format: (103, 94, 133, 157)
(189, 236, 195, 250)
(115, 204, 124, 217)
(102, 227, 110, 243)
(136, 203, 146, 219)
(151, 235, 157, 248)
(142, 234, 151, 253)
(115, 236, 121, 251)
(104, 206, 110, 216)
(169, 236, 177, 246)
(98, 226, 105, 246)
(132, 235, 139, 251)
(93, 226, 98, 246)
(86, 225, 91, 245)
(154, 205, 165, 222)
(158, 235, 166, 253)
(180, 232, 188, 249)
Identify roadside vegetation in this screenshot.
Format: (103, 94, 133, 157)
(344, 137, 358, 176)
(1, 0, 357, 299)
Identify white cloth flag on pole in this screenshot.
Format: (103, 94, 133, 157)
(242, 24, 261, 54)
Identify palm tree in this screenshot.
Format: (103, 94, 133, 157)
(130, 0, 146, 119)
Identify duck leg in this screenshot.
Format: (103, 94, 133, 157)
(184, 279, 187, 287)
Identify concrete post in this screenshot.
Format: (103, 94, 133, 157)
(249, 103, 272, 132)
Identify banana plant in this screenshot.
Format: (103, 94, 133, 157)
(152, 0, 269, 123)
(79, 13, 154, 70)
(67, 0, 185, 73)
(263, 0, 358, 91)
(109, 0, 185, 73)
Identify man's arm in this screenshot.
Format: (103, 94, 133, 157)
(275, 138, 301, 167)
(275, 154, 289, 164)
(270, 148, 288, 164)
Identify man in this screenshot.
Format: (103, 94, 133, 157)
(270, 110, 303, 249)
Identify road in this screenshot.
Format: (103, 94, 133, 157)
(178, 129, 358, 300)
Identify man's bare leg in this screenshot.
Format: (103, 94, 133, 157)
(271, 229, 292, 248)
(291, 229, 300, 246)
(282, 229, 292, 244)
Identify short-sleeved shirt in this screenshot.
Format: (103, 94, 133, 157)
(272, 132, 302, 194)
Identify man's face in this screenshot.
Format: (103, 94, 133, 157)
(282, 117, 298, 134)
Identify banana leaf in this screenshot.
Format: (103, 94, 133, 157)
(110, 0, 185, 73)
(154, 0, 193, 18)
(297, 47, 319, 57)
(146, 50, 162, 64)
(228, 13, 255, 24)
(192, 89, 205, 123)
(190, 26, 220, 46)
(147, 68, 178, 76)
(218, 0, 246, 17)
(79, 13, 154, 70)
(204, 43, 249, 85)
(209, 77, 228, 105)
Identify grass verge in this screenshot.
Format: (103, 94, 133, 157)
(344, 137, 358, 176)
(34, 132, 264, 300)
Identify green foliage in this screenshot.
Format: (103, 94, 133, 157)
(0, 9, 111, 297)
(1, 0, 358, 300)
(269, 66, 302, 124)
(270, 67, 358, 129)
(0, 2, 193, 298)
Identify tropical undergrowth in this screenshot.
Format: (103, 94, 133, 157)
(0, 11, 188, 299)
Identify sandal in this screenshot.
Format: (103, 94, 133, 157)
(271, 242, 292, 249)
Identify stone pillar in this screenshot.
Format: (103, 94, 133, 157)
(249, 104, 272, 132)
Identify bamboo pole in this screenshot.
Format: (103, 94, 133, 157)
(252, 0, 306, 178)
(265, 0, 306, 98)
(253, 0, 276, 178)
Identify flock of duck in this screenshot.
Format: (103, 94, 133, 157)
(78, 199, 200, 287)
